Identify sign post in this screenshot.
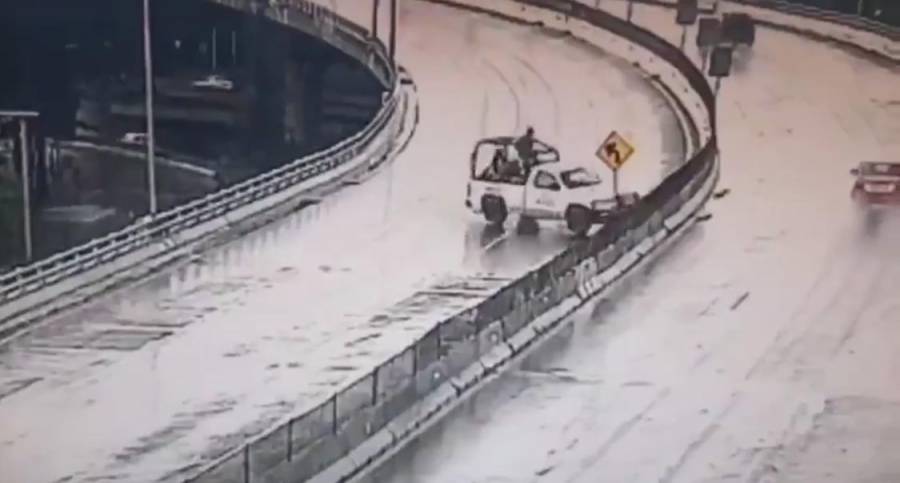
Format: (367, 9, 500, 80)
(696, 17, 721, 72)
(676, 0, 699, 52)
(596, 130, 635, 202)
(708, 45, 733, 96)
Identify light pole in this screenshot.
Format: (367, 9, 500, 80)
(0, 110, 39, 261)
(231, 30, 237, 66)
(389, 0, 397, 64)
(142, 0, 158, 214)
(212, 27, 218, 71)
(372, 0, 380, 39)
(18, 118, 31, 261)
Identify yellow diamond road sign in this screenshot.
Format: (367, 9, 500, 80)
(596, 130, 635, 171)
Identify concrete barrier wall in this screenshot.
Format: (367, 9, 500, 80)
(311, 137, 722, 483)
(181, 0, 720, 481)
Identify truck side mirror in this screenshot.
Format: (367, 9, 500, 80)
(850, 168, 859, 176)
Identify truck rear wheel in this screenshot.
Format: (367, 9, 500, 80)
(565, 205, 591, 237)
(481, 195, 508, 226)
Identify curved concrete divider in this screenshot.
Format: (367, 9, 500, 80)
(179, 1, 718, 482)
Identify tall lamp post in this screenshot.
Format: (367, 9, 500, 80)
(389, 0, 397, 64)
(372, 0, 380, 39)
(142, 0, 158, 215)
(0, 110, 39, 261)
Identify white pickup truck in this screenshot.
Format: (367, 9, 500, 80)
(465, 136, 638, 236)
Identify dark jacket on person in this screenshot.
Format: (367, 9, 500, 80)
(513, 134, 535, 167)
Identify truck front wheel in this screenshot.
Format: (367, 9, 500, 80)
(565, 205, 591, 237)
(481, 195, 508, 226)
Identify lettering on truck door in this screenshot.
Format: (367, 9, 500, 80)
(527, 170, 562, 218)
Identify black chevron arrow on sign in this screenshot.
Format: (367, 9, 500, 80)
(605, 143, 621, 167)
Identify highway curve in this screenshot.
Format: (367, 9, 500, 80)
(0, 1, 686, 481)
(371, 3, 900, 483)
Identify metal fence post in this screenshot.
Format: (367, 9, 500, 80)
(331, 394, 338, 433)
(286, 419, 293, 461)
(243, 445, 250, 483)
(436, 322, 442, 358)
(372, 367, 379, 405)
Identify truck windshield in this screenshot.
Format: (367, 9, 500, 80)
(560, 168, 601, 189)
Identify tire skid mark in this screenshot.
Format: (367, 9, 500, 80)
(564, 387, 672, 483)
(658, 391, 743, 483)
(515, 55, 561, 136)
(772, 247, 883, 372)
(830, 256, 890, 357)
(743, 232, 864, 380)
(741, 402, 813, 483)
(483, 57, 522, 132)
(480, 91, 491, 137)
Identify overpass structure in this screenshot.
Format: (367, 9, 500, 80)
(0, 1, 897, 482)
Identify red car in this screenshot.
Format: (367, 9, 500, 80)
(850, 162, 900, 206)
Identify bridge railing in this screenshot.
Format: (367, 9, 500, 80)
(0, 0, 402, 314)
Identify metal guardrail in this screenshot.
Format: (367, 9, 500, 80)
(182, 0, 720, 481)
(58, 140, 219, 179)
(0, 0, 401, 309)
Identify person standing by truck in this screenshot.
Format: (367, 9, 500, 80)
(514, 126, 537, 173)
